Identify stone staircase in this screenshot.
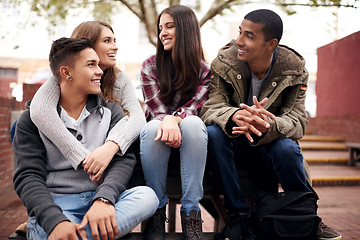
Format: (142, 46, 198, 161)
(300, 134, 360, 186)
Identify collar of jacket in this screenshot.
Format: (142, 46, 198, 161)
(211, 40, 307, 86)
(210, 40, 308, 110)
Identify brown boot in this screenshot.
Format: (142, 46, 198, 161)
(180, 210, 204, 240)
(143, 206, 167, 240)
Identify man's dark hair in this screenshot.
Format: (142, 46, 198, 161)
(49, 37, 94, 81)
(244, 9, 283, 43)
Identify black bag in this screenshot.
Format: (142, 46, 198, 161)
(249, 191, 321, 240)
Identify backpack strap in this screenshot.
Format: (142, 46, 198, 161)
(249, 191, 315, 225)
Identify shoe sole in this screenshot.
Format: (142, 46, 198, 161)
(318, 235, 342, 240)
(8, 232, 26, 240)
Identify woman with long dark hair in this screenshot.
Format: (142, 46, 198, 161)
(140, 5, 211, 240)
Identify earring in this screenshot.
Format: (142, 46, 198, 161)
(68, 77, 72, 80)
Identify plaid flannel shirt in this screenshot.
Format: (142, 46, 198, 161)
(140, 55, 211, 121)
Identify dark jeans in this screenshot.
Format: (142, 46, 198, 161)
(207, 124, 311, 216)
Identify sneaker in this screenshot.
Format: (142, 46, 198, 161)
(317, 221, 342, 240)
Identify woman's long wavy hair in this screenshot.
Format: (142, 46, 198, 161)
(156, 5, 204, 106)
(71, 21, 119, 103)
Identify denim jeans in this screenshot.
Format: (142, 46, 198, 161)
(27, 186, 158, 240)
(207, 124, 311, 216)
(140, 116, 207, 214)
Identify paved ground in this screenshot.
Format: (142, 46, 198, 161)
(0, 190, 27, 240)
(314, 186, 360, 240)
(1, 185, 360, 240)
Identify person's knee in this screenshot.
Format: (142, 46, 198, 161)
(132, 186, 159, 209)
(142, 186, 159, 205)
(270, 139, 303, 166)
(180, 116, 207, 141)
(181, 115, 203, 125)
(180, 116, 206, 133)
(180, 116, 208, 144)
(140, 120, 161, 140)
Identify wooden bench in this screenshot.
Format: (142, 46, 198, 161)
(347, 142, 360, 166)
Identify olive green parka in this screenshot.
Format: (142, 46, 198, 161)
(200, 40, 309, 146)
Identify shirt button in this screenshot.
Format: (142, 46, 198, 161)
(237, 74, 242, 80)
(272, 82, 277, 87)
(76, 135, 83, 141)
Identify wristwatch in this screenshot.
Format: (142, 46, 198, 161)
(96, 197, 112, 205)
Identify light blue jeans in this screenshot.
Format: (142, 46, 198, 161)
(140, 116, 207, 214)
(27, 186, 158, 240)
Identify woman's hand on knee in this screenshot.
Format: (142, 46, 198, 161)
(155, 115, 182, 148)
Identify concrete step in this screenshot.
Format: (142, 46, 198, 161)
(300, 135, 345, 142)
(310, 164, 360, 186)
(303, 150, 349, 165)
(300, 141, 348, 151)
(302, 135, 359, 185)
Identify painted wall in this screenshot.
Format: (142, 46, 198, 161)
(316, 31, 360, 117)
(308, 31, 360, 142)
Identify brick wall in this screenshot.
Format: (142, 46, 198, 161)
(0, 98, 20, 197)
(308, 116, 360, 143)
(22, 83, 42, 104)
(0, 76, 17, 99)
(0, 83, 41, 198)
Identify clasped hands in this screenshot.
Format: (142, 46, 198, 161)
(231, 96, 275, 143)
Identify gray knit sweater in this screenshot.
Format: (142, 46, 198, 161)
(30, 72, 146, 169)
(13, 96, 136, 235)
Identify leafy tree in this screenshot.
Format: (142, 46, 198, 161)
(11, 0, 358, 46)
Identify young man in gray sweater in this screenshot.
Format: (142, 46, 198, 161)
(13, 37, 158, 240)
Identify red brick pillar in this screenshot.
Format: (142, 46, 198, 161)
(0, 98, 16, 197)
(22, 83, 42, 106)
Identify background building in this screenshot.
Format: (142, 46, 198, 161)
(1, 0, 359, 116)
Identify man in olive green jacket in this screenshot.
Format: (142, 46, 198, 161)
(200, 9, 341, 240)
(201, 41, 308, 144)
